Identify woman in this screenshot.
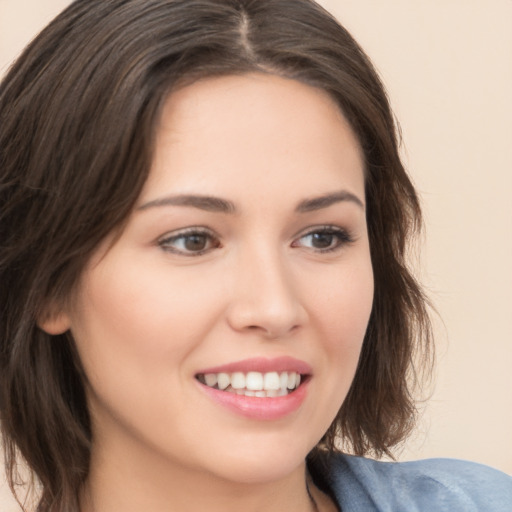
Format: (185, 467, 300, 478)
(0, 1, 510, 511)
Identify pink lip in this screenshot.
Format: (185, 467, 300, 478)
(195, 357, 312, 421)
(197, 380, 310, 421)
(196, 356, 312, 375)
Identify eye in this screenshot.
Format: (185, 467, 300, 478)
(158, 228, 220, 256)
(293, 226, 354, 253)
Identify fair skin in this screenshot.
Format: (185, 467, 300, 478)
(42, 73, 373, 512)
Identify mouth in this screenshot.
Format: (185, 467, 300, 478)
(194, 358, 312, 419)
(195, 370, 306, 398)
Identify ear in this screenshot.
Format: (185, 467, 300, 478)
(37, 307, 71, 335)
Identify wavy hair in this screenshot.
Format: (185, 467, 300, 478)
(0, 1, 432, 510)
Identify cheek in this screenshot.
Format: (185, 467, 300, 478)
(67, 262, 220, 435)
(312, 258, 374, 354)
(69, 257, 227, 385)
(298, 258, 373, 436)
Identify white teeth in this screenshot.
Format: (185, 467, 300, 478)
(200, 370, 303, 395)
(231, 388, 284, 397)
(246, 372, 263, 391)
(217, 372, 230, 390)
(263, 372, 281, 390)
(287, 372, 300, 390)
(231, 372, 246, 389)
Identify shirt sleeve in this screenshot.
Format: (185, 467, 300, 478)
(323, 454, 512, 512)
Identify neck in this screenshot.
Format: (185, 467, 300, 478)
(82, 467, 318, 512)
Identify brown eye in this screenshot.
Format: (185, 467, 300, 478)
(309, 232, 336, 249)
(294, 227, 353, 253)
(183, 234, 208, 251)
(159, 229, 220, 256)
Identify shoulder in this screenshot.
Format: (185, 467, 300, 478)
(309, 452, 512, 512)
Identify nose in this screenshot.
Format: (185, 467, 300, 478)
(225, 246, 307, 339)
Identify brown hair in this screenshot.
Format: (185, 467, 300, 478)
(0, 0, 432, 510)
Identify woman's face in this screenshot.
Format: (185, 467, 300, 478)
(49, 73, 373, 484)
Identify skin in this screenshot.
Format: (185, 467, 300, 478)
(42, 73, 374, 512)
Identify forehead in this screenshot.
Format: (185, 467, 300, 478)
(140, 73, 365, 207)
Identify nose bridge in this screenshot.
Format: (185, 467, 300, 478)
(226, 236, 306, 338)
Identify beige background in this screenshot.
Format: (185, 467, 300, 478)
(1, 0, 511, 509)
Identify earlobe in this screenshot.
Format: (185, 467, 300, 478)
(38, 310, 71, 335)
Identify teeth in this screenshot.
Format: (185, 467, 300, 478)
(231, 372, 246, 389)
(263, 372, 281, 390)
(217, 373, 230, 390)
(204, 373, 217, 387)
(246, 372, 263, 391)
(287, 372, 300, 390)
(199, 371, 303, 396)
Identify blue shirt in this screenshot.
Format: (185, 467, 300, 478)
(309, 453, 512, 511)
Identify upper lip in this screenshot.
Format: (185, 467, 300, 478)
(196, 356, 312, 375)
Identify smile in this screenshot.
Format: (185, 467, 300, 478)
(195, 357, 312, 420)
(196, 371, 302, 397)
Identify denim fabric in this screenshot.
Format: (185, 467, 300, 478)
(312, 453, 512, 511)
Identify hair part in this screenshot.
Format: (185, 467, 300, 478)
(0, 1, 432, 510)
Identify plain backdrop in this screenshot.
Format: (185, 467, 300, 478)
(1, 0, 511, 509)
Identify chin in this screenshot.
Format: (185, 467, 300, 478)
(210, 457, 305, 485)
(191, 435, 316, 485)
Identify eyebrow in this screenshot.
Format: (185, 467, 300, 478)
(137, 190, 364, 214)
(295, 191, 365, 212)
(138, 195, 236, 213)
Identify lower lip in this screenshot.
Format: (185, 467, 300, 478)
(198, 381, 309, 420)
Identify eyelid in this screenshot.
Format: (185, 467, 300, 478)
(292, 225, 355, 252)
(156, 224, 355, 256)
(157, 226, 214, 242)
(157, 226, 220, 256)
(293, 224, 353, 239)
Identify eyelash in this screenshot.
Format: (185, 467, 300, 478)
(158, 227, 219, 256)
(292, 226, 355, 253)
(157, 225, 354, 257)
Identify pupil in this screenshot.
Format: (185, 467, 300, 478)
(312, 233, 333, 248)
(185, 235, 207, 251)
